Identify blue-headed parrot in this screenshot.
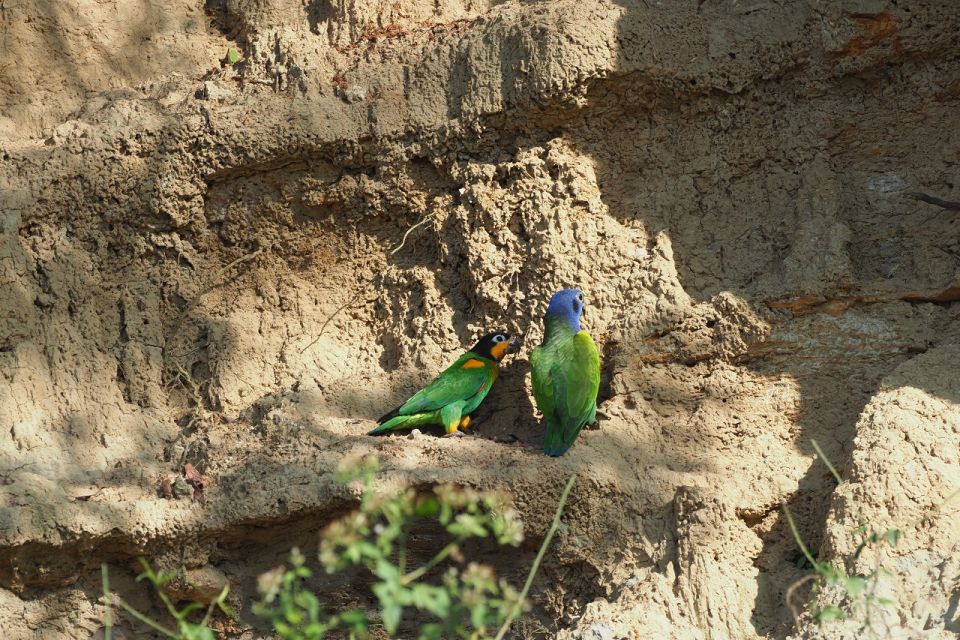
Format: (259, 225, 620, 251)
(369, 331, 520, 436)
(530, 289, 601, 456)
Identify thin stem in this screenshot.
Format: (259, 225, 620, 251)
(299, 289, 372, 354)
(493, 473, 577, 640)
(101, 564, 113, 640)
(117, 599, 178, 638)
(782, 503, 819, 570)
(398, 537, 408, 576)
(401, 539, 461, 586)
(137, 559, 181, 622)
(201, 584, 231, 626)
(810, 439, 843, 485)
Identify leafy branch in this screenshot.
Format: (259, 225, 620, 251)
(783, 439, 900, 635)
(101, 559, 233, 640)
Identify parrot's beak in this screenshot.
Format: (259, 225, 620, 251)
(507, 337, 521, 354)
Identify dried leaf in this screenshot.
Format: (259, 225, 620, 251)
(183, 463, 208, 504)
(70, 489, 101, 502)
(160, 475, 174, 499)
(184, 463, 201, 483)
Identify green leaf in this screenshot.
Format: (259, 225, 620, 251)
(815, 605, 846, 623)
(448, 514, 489, 538)
(303, 590, 320, 622)
(853, 541, 868, 559)
(845, 576, 867, 598)
(345, 545, 360, 563)
(820, 564, 845, 585)
(410, 584, 451, 617)
(885, 528, 902, 546)
(470, 601, 489, 629)
(356, 540, 381, 560)
(179, 601, 205, 617)
(285, 605, 304, 625)
(418, 622, 444, 640)
(416, 496, 439, 517)
(339, 609, 368, 629)
(382, 603, 402, 634)
(181, 623, 216, 640)
(374, 558, 401, 583)
(226, 47, 240, 65)
(294, 566, 312, 578)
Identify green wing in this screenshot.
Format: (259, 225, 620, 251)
(530, 345, 555, 422)
(557, 331, 600, 427)
(397, 353, 492, 416)
(538, 331, 600, 456)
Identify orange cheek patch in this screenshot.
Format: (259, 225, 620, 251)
(490, 342, 508, 360)
(462, 359, 486, 369)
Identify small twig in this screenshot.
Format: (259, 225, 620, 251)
(163, 340, 209, 363)
(301, 212, 435, 355)
(785, 574, 819, 624)
(174, 362, 204, 408)
(493, 473, 577, 640)
(389, 212, 436, 257)
(300, 291, 377, 354)
(907, 192, 960, 210)
(169, 247, 264, 339)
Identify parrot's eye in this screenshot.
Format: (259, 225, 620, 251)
(577, 293, 584, 302)
(492, 334, 506, 343)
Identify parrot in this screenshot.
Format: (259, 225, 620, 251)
(530, 288, 601, 456)
(369, 331, 521, 436)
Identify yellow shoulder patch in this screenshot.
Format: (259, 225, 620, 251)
(462, 358, 486, 369)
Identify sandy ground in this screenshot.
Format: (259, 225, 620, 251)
(1, 1, 959, 638)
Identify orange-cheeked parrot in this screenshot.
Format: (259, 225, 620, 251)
(530, 289, 600, 456)
(369, 331, 520, 436)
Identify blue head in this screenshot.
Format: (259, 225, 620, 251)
(544, 288, 584, 333)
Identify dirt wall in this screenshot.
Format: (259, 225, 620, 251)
(1, 1, 959, 638)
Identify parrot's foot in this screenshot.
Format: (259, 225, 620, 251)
(586, 411, 606, 431)
(443, 430, 465, 438)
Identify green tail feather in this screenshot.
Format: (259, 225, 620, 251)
(368, 412, 438, 435)
(543, 422, 580, 457)
(543, 404, 597, 456)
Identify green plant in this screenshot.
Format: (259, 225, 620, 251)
(783, 439, 900, 635)
(103, 457, 575, 640)
(101, 558, 233, 640)
(254, 456, 576, 640)
(253, 547, 367, 639)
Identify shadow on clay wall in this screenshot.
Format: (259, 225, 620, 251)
(1, 0, 217, 135)
(599, 1, 960, 636)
